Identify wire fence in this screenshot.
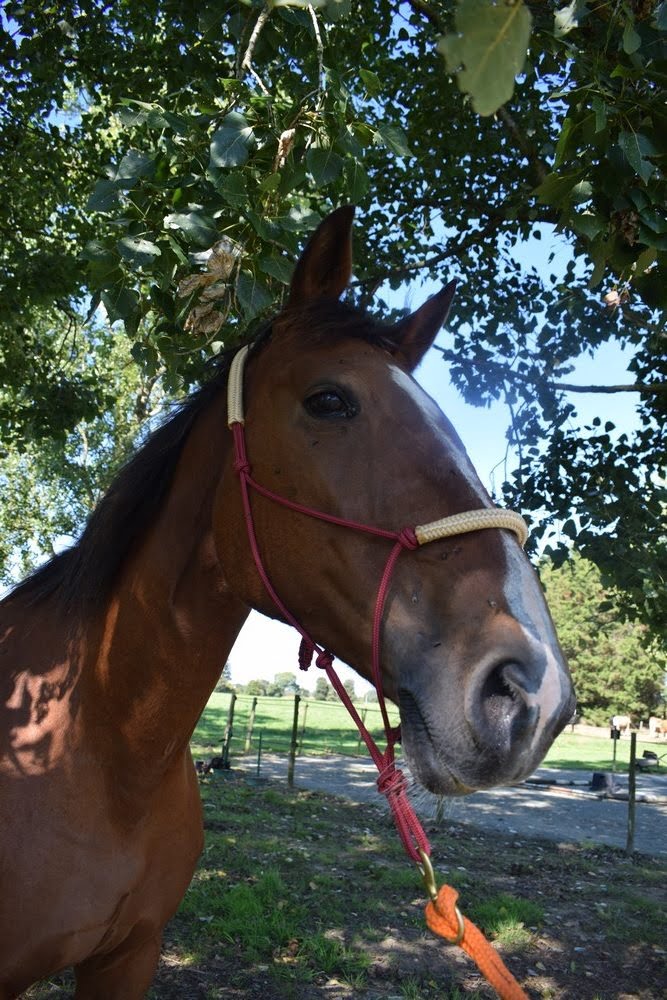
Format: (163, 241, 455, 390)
(191, 691, 399, 766)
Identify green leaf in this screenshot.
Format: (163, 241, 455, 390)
(591, 95, 607, 134)
(639, 207, 667, 235)
(258, 255, 293, 284)
(86, 179, 120, 212)
(117, 236, 161, 266)
(374, 122, 413, 157)
(115, 150, 155, 185)
(236, 271, 273, 319)
(534, 169, 585, 206)
(164, 210, 217, 247)
(259, 173, 281, 193)
(322, 0, 352, 20)
(654, 0, 667, 29)
(618, 131, 656, 182)
(101, 285, 139, 325)
(571, 212, 604, 240)
(553, 117, 575, 168)
(622, 20, 641, 55)
(359, 68, 382, 96)
(438, 0, 533, 116)
(217, 171, 249, 209)
(344, 158, 370, 202)
(306, 147, 344, 186)
(209, 112, 255, 169)
(80, 239, 114, 262)
(634, 247, 657, 275)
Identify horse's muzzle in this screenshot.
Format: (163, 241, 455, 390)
(399, 639, 575, 795)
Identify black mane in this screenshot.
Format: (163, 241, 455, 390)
(3, 332, 261, 613)
(3, 301, 393, 614)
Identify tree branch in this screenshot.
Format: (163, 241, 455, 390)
(434, 347, 667, 396)
(404, 0, 446, 31)
(497, 107, 548, 184)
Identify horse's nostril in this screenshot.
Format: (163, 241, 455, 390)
(473, 660, 536, 748)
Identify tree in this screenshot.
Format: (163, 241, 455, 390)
(314, 676, 330, 701)
(267, 671, 301, 696)
(540, 554, 665, 725)
(1, 1, 665, 632)
(215, 662, 235, 693)
(244, 678, 269, 697)
(343, 678, 356, 702)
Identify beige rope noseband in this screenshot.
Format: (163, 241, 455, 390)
(227, 344, 528, 549)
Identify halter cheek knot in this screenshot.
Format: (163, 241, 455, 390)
(398, 526, 419, 550)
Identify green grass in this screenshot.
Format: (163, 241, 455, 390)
(192, 691, 400, 759)
(467, 893, 544, 950)
(193, 692, 665, 776)
(542, 730, 665, 773)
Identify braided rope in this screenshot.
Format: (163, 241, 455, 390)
(416, 509, 528, 548)
(227, 344, 249, 427)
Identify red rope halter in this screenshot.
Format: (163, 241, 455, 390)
(227, 344, 531, 1000)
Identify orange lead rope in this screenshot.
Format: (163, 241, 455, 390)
(419, 851, 530, 1000)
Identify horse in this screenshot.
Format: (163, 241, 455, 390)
(612, 714, 632, 734)
(0, 206, 575, 998)
(648, 716, 667, 739)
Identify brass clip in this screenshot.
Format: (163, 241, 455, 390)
(417, 847, 438, 902)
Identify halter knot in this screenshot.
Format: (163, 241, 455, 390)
(315, 649, 334, 671)
(298, 638, 314, 672)
(377, 762, 407, 801)
(398, 526, 419, 550)
(298, 638, 334, 673)
(233, 456, 251, 475)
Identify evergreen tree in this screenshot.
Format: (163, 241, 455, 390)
(541, 554, 665, 725)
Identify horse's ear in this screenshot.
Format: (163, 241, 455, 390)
(288, 206, 355, 307)
(389, 280, 457, 371)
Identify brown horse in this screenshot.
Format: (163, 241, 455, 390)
(0, 207, 574, 998)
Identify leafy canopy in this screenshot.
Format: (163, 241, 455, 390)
(0, 0, 665, 635)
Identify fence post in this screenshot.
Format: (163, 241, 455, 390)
(298, 700, 309, 755)
(287, 694, 301, 787)
(256, 731, 263, 779)
(357, 708, 368, 753)
(626, 732, 637, 855)
(221, 692, 237, 769)
(245, 696, 258, 752)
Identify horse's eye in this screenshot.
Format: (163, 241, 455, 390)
(304, 389, 357, 419)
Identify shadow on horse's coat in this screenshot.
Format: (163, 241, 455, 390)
(0, 207, 574, 998)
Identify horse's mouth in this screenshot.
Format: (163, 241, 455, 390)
(398, 688, 474, 796)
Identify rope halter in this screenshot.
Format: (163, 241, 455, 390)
(226, 343, 532, 1000)
(226, 341, 528, 856)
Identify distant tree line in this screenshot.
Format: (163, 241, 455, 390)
(216, 667, 360, 703)
(541, 555, 666, 726)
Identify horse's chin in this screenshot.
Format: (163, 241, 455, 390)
(398, 687, 533, 797)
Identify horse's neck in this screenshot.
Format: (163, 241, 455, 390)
(82, 394, 249, 783)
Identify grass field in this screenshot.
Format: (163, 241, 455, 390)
(193, 692, 665, 775)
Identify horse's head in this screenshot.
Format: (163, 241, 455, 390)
(217, 207, 575, 795)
